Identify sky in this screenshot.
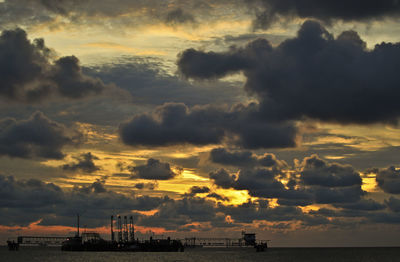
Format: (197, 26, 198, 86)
(1, 0, 400, 247)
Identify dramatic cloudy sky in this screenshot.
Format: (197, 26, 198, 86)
(1, 0, 400, 247)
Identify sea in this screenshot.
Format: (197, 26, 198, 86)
(1, 246, 399, 262)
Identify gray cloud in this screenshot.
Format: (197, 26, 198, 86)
(137, 196, 232, 230)
(210, 148, 258, 167)
(83, 57, 246, 107)
(385, 197, 400, 212)
(209, 168, 237, 189)
(375, 166, 400, 194)
(119, 102, 297, 149)
(210, 154, 366, 205)
(62, 152, 100, 173)
(0, 28, 106, 102)
(178, 20, 400, 125)
(130, 158, 179, 180)
(0, 173, 394, 230)
(186, 186, 210, 197)
(0, 111, 81, 159)
(210, 166, 312, 203)
(0, 175, 168, 227)
(210, 147, 286, 167)
(219, 200, 303, 223)
(49, 56, 105, 98)
(178, 48, 249, 80)
(73, 179, 107, 194)
(301, 155, 362, 187)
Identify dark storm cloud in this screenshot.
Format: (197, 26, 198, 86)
(178, 48, 250, 79)
(209, 166, 312, 202)
(0, 112, 81, 159)
(375, 166, 400, 194)
(297, 156, 365, 204)
(137, 197, 232, 230)
(0, 175, 168, 227)
(49, 56, 105, 98)
(222, 168, 283, 195)
(209, 152, 290, 199)
(62, 152, 100, 173)
(210, 154, 366, 205)
(219, 200, 304, 223)
(246, 0, 400, 30)
(210, 148, 257, 167)
(209, 169, 237, 189)
(0, 28, 106, 102)
(130, 158, 179, 180)
(0, 175, 63, 210)
(210, 148, 286, 167)
(178, 20, 400, 124)
(119, 102, 297, 149)
(127, 190, 314, 230)
(0, 174, 392, 229)
(301, 155, 362, 187)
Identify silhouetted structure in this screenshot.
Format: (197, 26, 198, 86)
(129, 216, 134, 242)
(184, 231, 269, 251)
(117, 215, 122, 243)
(111, 215, 115, 242)
(123, 216, 128, 243)
(61, 214, 184, 252)
(16, 236, 67, 246)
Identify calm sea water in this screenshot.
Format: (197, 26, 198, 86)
(1, 246, 399, 262)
